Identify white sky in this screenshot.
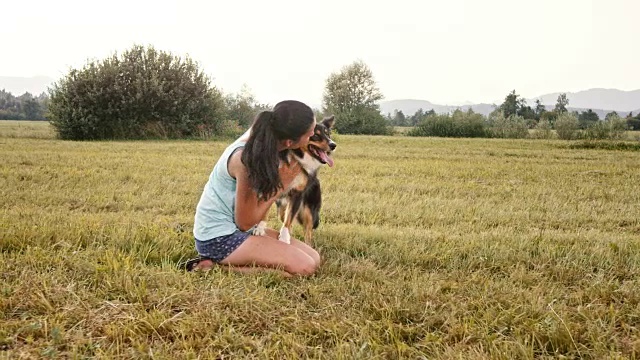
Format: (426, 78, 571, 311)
(3, 0, 639, 106)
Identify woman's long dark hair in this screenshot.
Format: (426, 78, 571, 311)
(241, 100, 314, 201)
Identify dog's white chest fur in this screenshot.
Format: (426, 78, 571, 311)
(293, 151, 322, 174)
(287, 152, 320, 191)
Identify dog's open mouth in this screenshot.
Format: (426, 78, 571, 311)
(309, 145, 334, 167)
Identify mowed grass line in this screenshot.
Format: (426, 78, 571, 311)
(1, 122, 640, 359)
(0, 120, 56, 139)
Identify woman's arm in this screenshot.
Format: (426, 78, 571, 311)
(230, 150, 301, 231)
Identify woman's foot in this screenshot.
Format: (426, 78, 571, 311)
(185, 257, 215, 272)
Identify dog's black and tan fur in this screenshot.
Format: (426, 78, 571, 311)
(253, 115, 336, 245)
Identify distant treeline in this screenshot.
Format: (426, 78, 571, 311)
(404, 108, 636, 141)
(388, 107, 640, 131)
(0, 85, 269, 137)
(386, 90, 640, 132)
(0, 90, 49, 120)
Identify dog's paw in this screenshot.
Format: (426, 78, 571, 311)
(278, 227, 291, 244)
(252, 221, 267, 236)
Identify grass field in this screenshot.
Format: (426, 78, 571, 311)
(2, 121, 640, 359)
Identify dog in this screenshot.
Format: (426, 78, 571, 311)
(252, 115, 336, 245)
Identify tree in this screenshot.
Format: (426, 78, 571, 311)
(223, 84, 268, 129)
(554, 93, 569, 114)
(627, 113, 640, 131)
(322, 60, 390, 135)
(23, 97, 41, 120)
(0, 90, 48, 120)
(392, 110, 407, 126)
(605, 111, 620, 121)
(518, 105, 537, 125)
(578, 109, 599, 129)
(540, 110, 558, 127)
(409, 108, 423, 126)
(628, 119, 640, 131)
(534, 99, 546, 120)
(499, 90, 524, 118)
(408, 108, 436, 127)
(48, 44, 225, 140)
(498, 90, 536, 122)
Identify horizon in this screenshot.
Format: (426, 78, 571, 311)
(2, 76, 638, 112)
(3, 0, 639, 106)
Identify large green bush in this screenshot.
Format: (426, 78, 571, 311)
(608, 114, 629, 140)
(408, 109, 487, 138)
(555, 113, 580, 140)
(582, 121, 611, 140)
(580, 115, 629, 140)
(335, 106, 392, 135)
(531, 118, 554, 139)
(48, 45, 225, 140)
(487, 112, 529, 139)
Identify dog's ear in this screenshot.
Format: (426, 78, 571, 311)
(322, 115, 335, 129)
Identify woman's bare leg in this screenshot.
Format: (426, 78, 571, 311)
(191, 259, 292, 277)
(262, 228, 321, 267)
(218, 233, 319, 276)
(191, 228, 321, 276)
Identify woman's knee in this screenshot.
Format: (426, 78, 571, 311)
(285, 254, 318, 276)
(308, 248, 321, 267)
(299, 246, 320, 267)
(291, 239, 321, 267)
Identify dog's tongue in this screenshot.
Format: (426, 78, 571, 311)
(319, 151, 334, 167)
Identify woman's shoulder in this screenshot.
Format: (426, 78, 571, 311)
(227, 147, 245, 179)
(224, 127, 251, 179)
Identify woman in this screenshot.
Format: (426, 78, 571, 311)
(186, 100, 321, 276)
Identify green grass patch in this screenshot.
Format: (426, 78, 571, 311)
(2, 122, 640, 358)
(568, 140, 640, 151)
(0, 120, 56, 139)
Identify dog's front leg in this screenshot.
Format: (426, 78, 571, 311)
(278, 227, 291, 244)
(279, 192, 303, 244)
(278, 205, 292, 244)
(252, 220, 268, 237)
(252, 207, 269, 237)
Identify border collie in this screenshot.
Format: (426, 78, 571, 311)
(253, 115, 336, 245)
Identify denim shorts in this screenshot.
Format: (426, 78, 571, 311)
(195, 230, 251, 263)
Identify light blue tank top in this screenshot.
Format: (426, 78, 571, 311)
(193, 132, 250, 241)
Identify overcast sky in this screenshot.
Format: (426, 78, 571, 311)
(3, 0, 639, 106)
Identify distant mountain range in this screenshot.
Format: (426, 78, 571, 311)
(2, 77, 639, 118)
(529, 88, 640, 112)
(380, 88, 640, 119)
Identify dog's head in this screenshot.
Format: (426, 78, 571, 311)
(306, 115, 336, 167)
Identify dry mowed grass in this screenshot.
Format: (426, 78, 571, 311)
(1, 121, 640, 359)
